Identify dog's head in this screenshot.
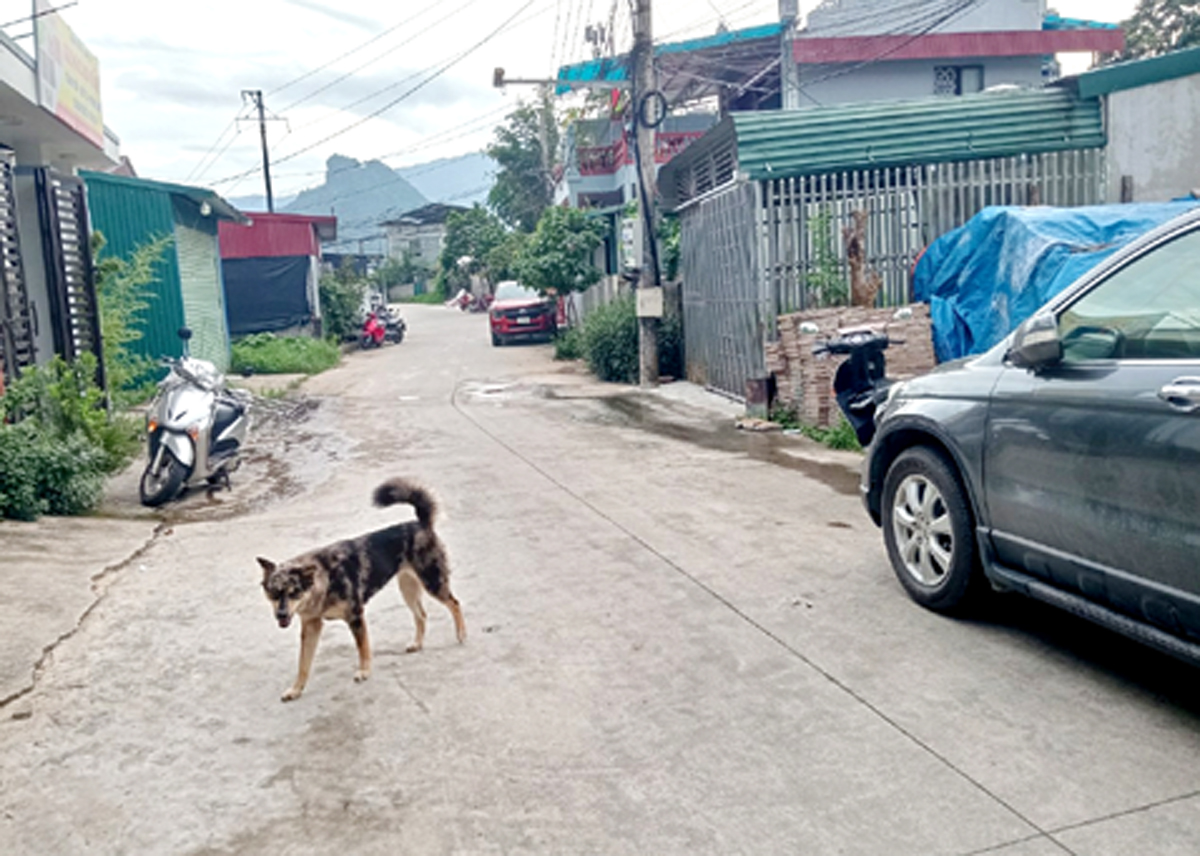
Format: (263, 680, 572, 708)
(258, 557, 314, 629)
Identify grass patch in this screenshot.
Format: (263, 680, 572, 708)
(770, 406, 862, 452)
(231, 333, 340, 375)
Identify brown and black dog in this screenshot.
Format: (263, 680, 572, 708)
(257, 478, 465, 702)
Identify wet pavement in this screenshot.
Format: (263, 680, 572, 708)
(3, 303, 1200, 855)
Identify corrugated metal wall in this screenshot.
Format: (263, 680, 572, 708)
(173, 198, 230, 371)
(679, 181, 765, 396)
(83, 177, 186, 363)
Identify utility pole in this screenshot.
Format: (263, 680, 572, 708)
(243, 90, 275, 213)
(780, 0, 801, 110)
(631, 0, 660, 387)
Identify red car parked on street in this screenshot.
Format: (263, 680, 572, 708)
(489, 281, 557, 346)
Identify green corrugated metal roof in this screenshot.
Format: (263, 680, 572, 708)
(81, 171, 247, 223)
(660, 88, 1105, 205)
(1075, 46, 1200, 99)
(84, 173, 188, 364)
(83, 171, 240, 366)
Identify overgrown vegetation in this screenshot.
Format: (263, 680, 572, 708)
(802, 209, 849, 309)
(231, 333, 340, 375)
(553, 326, 584, 361)
(769, 405, 862, 452)
(581, 297, 641, 383)
(487, 94, 558, 232)
(92, 231, 171, 408)
(320, 260, 368, 341)
(0, 355, 138, 520)
(564, 296, 683, 384)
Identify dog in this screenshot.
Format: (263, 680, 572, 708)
(257, 478, 465, 702)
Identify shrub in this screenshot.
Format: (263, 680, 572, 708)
(92, 232, 170, 408)
(231, 333, 340, 375)
(582, 296, 640, 383)
(553, 327, 584, 361)
(0, 355, 131, 520)
(319, 274, 367, 342)
(577, 297, 685, 383)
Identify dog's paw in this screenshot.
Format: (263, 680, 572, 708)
(353, 669, 370, 683)
(281, 687, 302, 702)
(405, 643, 422, 654)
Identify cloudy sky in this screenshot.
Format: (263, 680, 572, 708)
(0, 0, 1139, 199)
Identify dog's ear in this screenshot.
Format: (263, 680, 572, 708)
(256, 557, 276, 580)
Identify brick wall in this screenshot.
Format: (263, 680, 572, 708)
(766, 303, 936, 427)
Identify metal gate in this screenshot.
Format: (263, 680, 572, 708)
(0, 153, 32, 386)
(36, 169, 104, 385)
(679, 181, 764, 397)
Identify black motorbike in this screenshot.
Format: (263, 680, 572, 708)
(813, 327, 895, 448)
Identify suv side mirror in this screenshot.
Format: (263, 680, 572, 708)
(1007, 312, 1062, 370)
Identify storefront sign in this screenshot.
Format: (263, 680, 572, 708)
(35, 0, 104, 149)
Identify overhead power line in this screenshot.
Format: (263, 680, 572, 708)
(209, 0, 540, 189)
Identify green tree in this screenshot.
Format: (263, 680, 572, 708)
(487, 94, 558, 232)
(514, 206, 604, 297)
(435, 205, 507, 296)
(1119, 0, 1200, 59)
(319, 258, 368, 341)
(484, 231, 529, 283)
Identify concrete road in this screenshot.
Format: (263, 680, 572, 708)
(3, 304, 1200, 855)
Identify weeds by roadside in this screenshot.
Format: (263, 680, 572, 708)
(770, 405, 862, 452)
(231, 333, 340, 376)
(0, 355, 139, 520)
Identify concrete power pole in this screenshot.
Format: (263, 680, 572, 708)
(780, 0, 801, 110)
(631, 0, 660, 387)
(244, 90, 275, 213)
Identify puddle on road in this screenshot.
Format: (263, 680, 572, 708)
(98, 395, 350, 524)
(586, 395, 861, 497)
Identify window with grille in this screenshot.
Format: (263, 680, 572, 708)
(934, 65, 984, 96)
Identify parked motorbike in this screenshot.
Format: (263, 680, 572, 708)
(139, 328, 251, 507)
(359, 306, 407, 349)
(810, 308, 913, 447)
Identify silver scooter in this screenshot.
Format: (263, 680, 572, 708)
(139, 328, 251, 507)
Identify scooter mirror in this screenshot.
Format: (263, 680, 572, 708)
(178, 327, 193, 341)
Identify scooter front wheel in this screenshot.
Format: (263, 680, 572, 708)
(139, 449, 187, 507)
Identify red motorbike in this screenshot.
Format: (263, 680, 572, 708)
(359, 307, 406, 349)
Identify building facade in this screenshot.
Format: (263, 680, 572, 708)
(381, 203, 468, 269)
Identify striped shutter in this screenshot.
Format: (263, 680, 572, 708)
(175, 218, 230, 371)
(0, 153, 33, 385)
(38, 169, 104, 387)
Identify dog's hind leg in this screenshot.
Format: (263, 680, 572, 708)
(398, 568, 427, 653)
(434, 587, 467, 645)
(349, 615, 371, 683)
(283, 617, 323, 702)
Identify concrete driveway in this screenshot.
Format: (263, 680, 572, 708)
(2, 303, 1199, 855)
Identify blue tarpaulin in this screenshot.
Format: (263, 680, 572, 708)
(913, 203, 1200, 362)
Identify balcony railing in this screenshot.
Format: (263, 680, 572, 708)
(576, 131, 707, 176)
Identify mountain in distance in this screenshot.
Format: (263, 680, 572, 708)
(281, 155, 426, 254)
(395, 152, 494, 209)
(224, 152, 497, 255)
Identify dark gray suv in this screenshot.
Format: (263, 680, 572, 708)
(864, 207, 1200, 664)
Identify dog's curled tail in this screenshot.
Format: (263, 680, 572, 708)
(374, 478, 436, 528)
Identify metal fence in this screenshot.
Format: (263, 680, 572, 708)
(679, 181, 764, 395)
(764, 149, 1108, 315)
(680, 148, 1107, 398)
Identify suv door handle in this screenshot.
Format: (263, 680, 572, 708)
(1158, 377, 1200, 410)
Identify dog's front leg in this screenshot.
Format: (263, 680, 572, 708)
(349, 616, 371, 683)
(283, 617, 323, 702)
